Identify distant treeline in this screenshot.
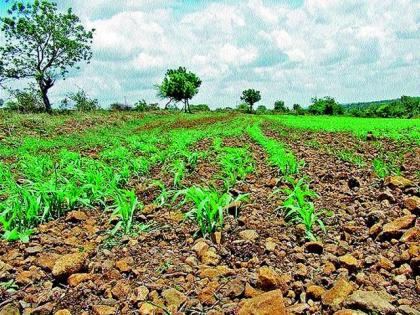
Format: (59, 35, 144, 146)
(342, 96, 420, 118)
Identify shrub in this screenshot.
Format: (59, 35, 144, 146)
(256, 105, 268, 115)
(5, 86, 44, 113)
(236, 103, 250, 113)
(190, 104, 210, 112)
(308, 97, 343, 115)
(110, 102, 132, 111)
(274, 100, 288, 113)
(134, 99, 159, 112)
(68, 90, 99, 111)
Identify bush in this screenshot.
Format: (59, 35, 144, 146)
(5, 86, 44, 113)
(256, 105, 268, 115)
(292, 104, 305, 115)
(274, 100, 289, 113)
(236, 103, 250, 113)
(67, 90, 99, 111)
(190, 104, 210, 112)
(110, 102, 132, 111)
(308, 97, 343, 115)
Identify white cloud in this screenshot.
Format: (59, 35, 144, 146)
(1, 0, 418, 107)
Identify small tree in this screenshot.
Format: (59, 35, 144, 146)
(274, 100, 288, 113)
(309, 97, 343, 115)
(292, 103, 304, 115)
(256, 105, 268, 115)
(0, 1, 94, 113)
(157, 67, 202, 113)
(67, 89, 98, 111)
(240, 89, 261, 113)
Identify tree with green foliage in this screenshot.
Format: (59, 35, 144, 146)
(274, 100, 288, 113)
(0, 0, 94, 113)
(66, 89, 98, 111)
(256, 105, 268, 115)
(292, 103, 305, 115)
(157, 67, 202, 113)
(190, 104, 210, 112)
(309, 96, 343, 115)
(240, 89, 261, 113)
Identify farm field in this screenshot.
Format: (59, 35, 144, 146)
(0, 112, 419, 314)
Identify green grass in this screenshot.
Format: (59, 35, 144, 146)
(267, 115, 420, 142)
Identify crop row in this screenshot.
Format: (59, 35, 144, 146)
(248, 122, 325, 240)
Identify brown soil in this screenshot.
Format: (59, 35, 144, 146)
(0, 129, 419, 315)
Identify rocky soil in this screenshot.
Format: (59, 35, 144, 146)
(0, 127, 419, 315)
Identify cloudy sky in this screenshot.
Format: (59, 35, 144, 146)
(0, 0, 419, 108)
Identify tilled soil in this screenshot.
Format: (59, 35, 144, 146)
(0, 130, 419, 315)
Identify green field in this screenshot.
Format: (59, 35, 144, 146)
(267, 115, 420, 142)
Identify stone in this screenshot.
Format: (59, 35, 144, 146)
(142, 204, 157, 215)
(377, 256, 395, 271)
(321, 278, 354, 306)
(111, 280, 131, 300)
(67, 273, 93, 287)
(92, 305, 116, 315)
(404, 196, 420, 212)
(162, 288, 187, 309)
(199, 265, 234, 278)
(400, 227, 420, 243)
(36, 253, 60, 271)
(54, 310, 72, 315)
(239, 230, 259, 242)
(307, 285, 325, 300)
(0, 304, 20, 315)
(338, 254, 359, 270)
(381, 215, 416, 238)
(52, 252, 86, 278)
(244, 283, 262, 298)
(115, 258, 133, 273)
(265, 238, 277, 252)
(138, 303, 155, 315)
(287, 303, 309, 314)
(223, 278, 245, 297)
(201, 249, 220, 266)
(198, 280, 219, 305)
(213, 231, 222, 245)
(65, 210, 88, 222)
(133, 286, 149, 302)
(25, 246, 43, 254)
(236, 289, 287, 315)
(385, 176, 413, 189)
(304, 241, 324, 254)
(345, 290, 396, 315)
(399, 305, 420, 315)
(256, 266, 285, 290)
(323, 261, 336, 275)
(16, 267, 43, 285)
(296, 263, 308, 277)
(31, 303, 54, 315)
(333, 310, 367, 315)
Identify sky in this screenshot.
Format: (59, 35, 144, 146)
(0, 0, 419, 108)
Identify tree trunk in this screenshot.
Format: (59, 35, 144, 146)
(38, 77, 54, 114)
(186, 99, 191, 113)
(40, 87, 52, 114)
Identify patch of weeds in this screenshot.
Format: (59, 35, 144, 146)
(0, 280, 19, 293)
(156, 260, 172, 274)
(372, 153, 402, 179)
(304, 139, 321, 149)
